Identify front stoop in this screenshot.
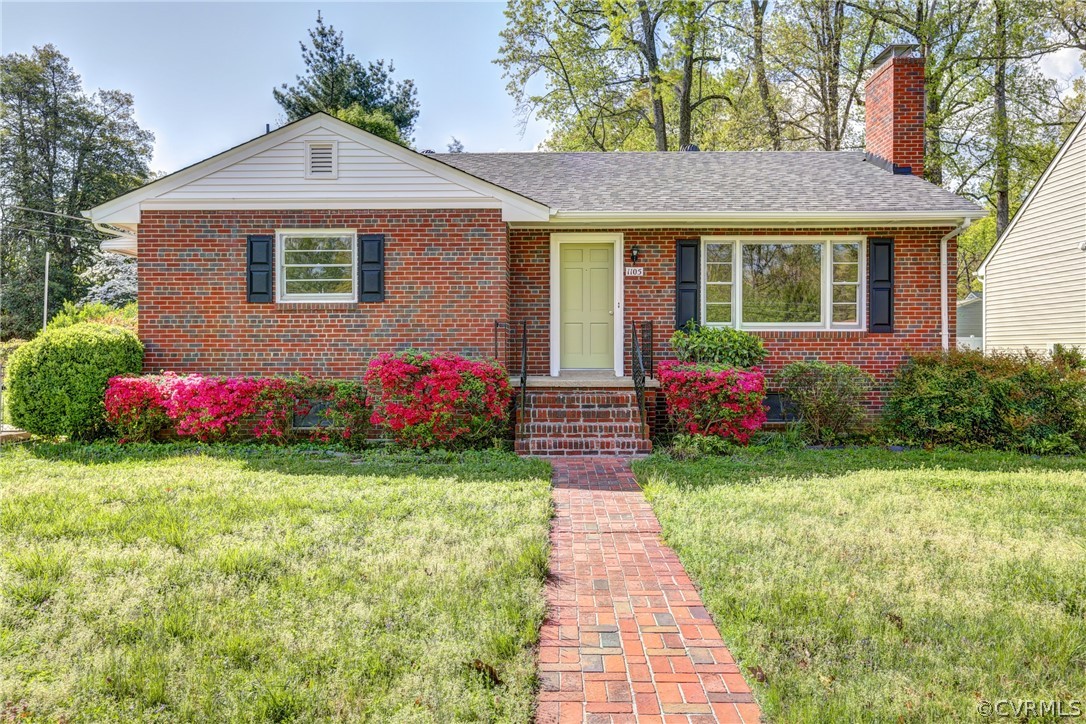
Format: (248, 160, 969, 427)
(515, 388, 652, 456)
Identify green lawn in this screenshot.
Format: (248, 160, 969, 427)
(634, 447, 1086, 723)
(0, 443, 552, 723)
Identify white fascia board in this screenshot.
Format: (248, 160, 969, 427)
(519, 210, 979, 228)
(100, 237, 137, 257)
(978, 111, 1086, 276)
(94, 202, 141, 225)
(130, 197, 546, 223)
(85, 113, 550, 224)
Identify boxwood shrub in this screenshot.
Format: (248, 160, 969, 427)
(669, 323, 766, 368)
(884, 349, 1086, 453)
(5, 323, 143, 439)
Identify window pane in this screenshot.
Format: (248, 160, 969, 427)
(833, 303, 858, 323)
(706, 284, 732, 304)
(832, 284, 857, 303)
(706, 243, 732, 264)
(706, 303, 732, 324)
(833, 262, 859, 283)
(741, 244, 822, 323)
(284, 265, 353, 282)
(285, 279, 354, 295)
(284, 235, 353, 252)
(283, 249, 353, 265)
(707, 263, 732, 283)
(832, 243, 859, 263)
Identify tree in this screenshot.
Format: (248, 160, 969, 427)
(0, 45, 152, 339)
(80, 254, 137, 307)
(498, 0, 733, 151)
(447, 136, 466, 153)
(274, 11, 419, 140)
(768, 0, 888, 150)
(333, 105, 404, 145)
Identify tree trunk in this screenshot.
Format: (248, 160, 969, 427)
(677, 22, 695, 149)
(637, 0, 669, 150)
(750, 0, 782, 150)
(993, 0, 1011, 235)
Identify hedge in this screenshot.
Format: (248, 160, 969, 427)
(6, 323, 143, 439)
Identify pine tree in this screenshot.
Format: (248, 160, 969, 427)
(274, 12, 420, 140)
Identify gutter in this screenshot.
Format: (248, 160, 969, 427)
(531, 209, 981, 228)
(940, 218, 975, 350)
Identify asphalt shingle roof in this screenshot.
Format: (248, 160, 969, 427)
(433, 150, 982, 215)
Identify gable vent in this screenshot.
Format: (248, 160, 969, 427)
(305, 140, 338, 179)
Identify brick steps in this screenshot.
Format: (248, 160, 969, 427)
(515, 388, 651, 456)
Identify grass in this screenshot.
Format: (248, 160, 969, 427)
(634, 446, 1086, 723)
(0, 442, 553, 722)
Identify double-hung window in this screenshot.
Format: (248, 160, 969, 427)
(702, 237, 864, 330)
(276, 230, 357, 303)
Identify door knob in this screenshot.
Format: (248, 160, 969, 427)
(609, 311, 614, 316)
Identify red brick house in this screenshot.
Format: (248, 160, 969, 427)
(86, 45, 982, 454)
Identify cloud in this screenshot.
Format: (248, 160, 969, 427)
(1039, 48, 1084, 81)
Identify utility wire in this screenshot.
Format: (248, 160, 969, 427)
(2, 226, 109, 244)
(1, 205, 92, 223)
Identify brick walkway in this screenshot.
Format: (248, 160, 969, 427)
(536, 457, 761, 723)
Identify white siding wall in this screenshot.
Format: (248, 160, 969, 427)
(160, 128, 491, 202)
(985, 126, 1086, 352)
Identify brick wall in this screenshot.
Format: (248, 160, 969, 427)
(865, 54, 926, 177)
(508, 226, 958, 407)
(137, 209, 508, 377)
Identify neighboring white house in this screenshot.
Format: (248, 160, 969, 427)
(979, 113, 1086, 353)
(957, 292, 983, 350)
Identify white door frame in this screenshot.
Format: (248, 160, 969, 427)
(549, 232, 625, 377)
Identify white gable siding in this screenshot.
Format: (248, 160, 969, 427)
(984, 125, 1086, 352)
(164, 128, 490, 202)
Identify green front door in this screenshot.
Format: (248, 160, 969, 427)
(560, 243, 614, 369)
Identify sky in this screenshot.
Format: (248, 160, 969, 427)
(2, 1, 1083, 178)
(1, 1, 553, 174)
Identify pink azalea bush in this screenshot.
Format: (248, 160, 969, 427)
(103, 375, 173, 442)
(364, 351, 511, 448)
(289, 378, 370, 447)
(165, 374, 291, 441)
(105, 373, 293, 442)
(658, 360, 767, 444)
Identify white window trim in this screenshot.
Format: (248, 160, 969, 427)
(700, 235, 866, 332)
(304, 140, 339, 179)
(275, 229, 358, 304)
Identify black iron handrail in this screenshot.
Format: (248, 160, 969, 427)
(494, 320, 528, 414)
(631, 321, 648, 427)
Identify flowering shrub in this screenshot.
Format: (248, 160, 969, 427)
(364, 351, 511, 448)
(290, 378, 370, 448)
(104, 375, 173, 442)
(105, 373, 292, 442)
(165, 374, 291, 442)
(658, 360, 767, 444)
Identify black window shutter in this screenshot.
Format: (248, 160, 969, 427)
(246, 235, 273, 303)
(868, 237, 894, 333)
(358, 234, 385, 302)
(675, 239, 700, 329)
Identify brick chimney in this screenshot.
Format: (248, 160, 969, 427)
(865, 44, 926, 177)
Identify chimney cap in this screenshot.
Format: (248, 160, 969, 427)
(871, 43, 920, 69)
